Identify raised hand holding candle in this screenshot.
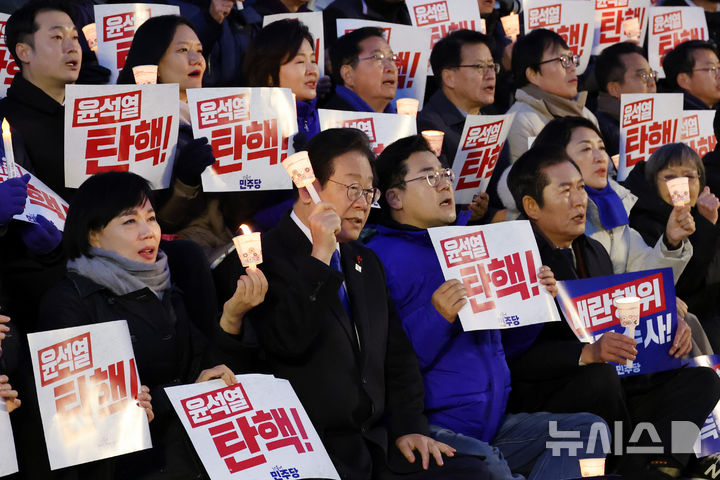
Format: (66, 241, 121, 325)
(282, 151, 321, 203)
(615, 296, 640, 368)
(233, 224, 262, 270)
(2, 119, 18, 179)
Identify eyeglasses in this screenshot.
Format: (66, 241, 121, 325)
(326, 179, 381, 204)
(355, 52, 399, 66)
(537, 54, 580, 69)
(456, 62, 501, 75)
(396, 168, 455, 188)
(692, 65, 720, 78)
(661, 173, 700, 182)
(636, 69, 658, 85)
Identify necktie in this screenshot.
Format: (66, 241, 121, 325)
(330, 250, 352, 318)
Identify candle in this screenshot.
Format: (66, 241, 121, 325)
(282, 151, 322, 203)
(615, 296, 640, 368)
(421, 130, 444, 157)
(82, 23, 98, 53)
(2, 119, 18, 178)
(233, 224, 262, 270)
(500, 12, 520, 41)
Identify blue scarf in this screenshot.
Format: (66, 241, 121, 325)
(585, 183, 629, 230)
(296, 97, 320, 141)
(335, 85, 397, 113)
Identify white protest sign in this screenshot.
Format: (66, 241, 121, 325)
(648, 7, 708, 78)
(0, 14, 19, 98)
(95, 3, 180, 83)
(64, 84, 179, 189)
(681, 110, 717, 158)
(27, 321, 151, 470)
(165, 374, 340, 480)
(618, 93, 682, 181)
(428, 221, 561, 331)
(406, 0, 482, 56)
(592, 0, 650, 55)
(1, 159, 69, 231)
(264, 12, 325, 77)
(452, 113, 514, 205)
(523, 0, 595, 74)
(0, 404, 18, 477)
(188, 87, 297, 193)
(319, 109, 416, 155)
(336, 19, 431, 109)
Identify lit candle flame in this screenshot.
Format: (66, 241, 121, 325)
(2, 119, 10, 137)
(239, 224, 252, 235)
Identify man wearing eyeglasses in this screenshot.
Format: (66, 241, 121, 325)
(594, 42, 657, 158)
(325, 27, 399, 113)
(366, 134, 607, 479)
(663, 40, 720, 110)
(249, 128, 491, 480)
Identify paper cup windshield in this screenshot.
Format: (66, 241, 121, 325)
(422, 130, 444, 157)
(396, 98, 419, 116)
(133, 65, 158, 85)
(233, 225, 262, 269)
(282, 151, 316, 188)
(615, 296, 641, 328)
(666, 177, 690, 206)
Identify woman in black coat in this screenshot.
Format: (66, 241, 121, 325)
(37, 171, 267, 479)
(624, 143, 720, 351)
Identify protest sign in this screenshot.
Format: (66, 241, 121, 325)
(336, 19, 431, 108)
(428, 221, 561, 331)
(688, 355, 720, 457)
(618, 93, 682, 181)
(523, 0, 595, 74)
(452, 113, 514, 205)
(27, 320, 151, 470)
(681, 110, 717, 158)
(592, 0, 650, 54)
(648, 6, 708, 78)
(0, 404, 17, 477)
(264, 12, 325, 76)
(318, 109, 416, 155)
(187, 87, 297, 192)
(64, 84, 179, 189)
(406, 0, 482, 55)
(165, 374, 340, 480)
(1, 159, 69, 231)
(95, 3, 180, 83)
(556, 268, 682, 377)
(0, 14, 19, 98)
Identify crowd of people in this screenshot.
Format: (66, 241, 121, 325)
(3, 0, 720, 479)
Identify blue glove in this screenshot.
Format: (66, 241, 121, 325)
(174, 137, 216, 186)
(20, 214, 62, 255)
(0, 174, 29, 225)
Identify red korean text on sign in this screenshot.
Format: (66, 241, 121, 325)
(73, 90, 142, 127)
(685, 135, 717, 157)
(441, 231, 489, 268)
(459, 250, 540, 314)
(28, 183, 68, 221)
(413, 1, 450, 26)
(528, 5, 562, 28)
(596, 0, 629, 8)
(682, 115, 699, 139)
(209, 407, 314, 474)
(38, 332, 93, 387)
(555, 23, 589, 59)
(197, 94, 250, 129)
(429, 20, 477, 48)
(103, 9, 150, 70)
(456, 121, 504, 190)
(210, 118, 288, 174)
(598, 7, 646, 45)
(652, 10, 683, 34)
(658, 28, 706, 57)
(623, 98, 676, 167)
(182, 383, 253, 428)
(396, 51, 421, 89)
(0, 21, 20, 86)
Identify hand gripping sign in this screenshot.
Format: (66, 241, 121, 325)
(648, 6, 708, 79)
(318, 109, 416, 156)
(94, 3, 180, 83)
(0, 403, 18, 477)
(428, 221, 561, 331)
(0, 14, 20, 98)
(452, 113, 514, 205)
(64, 84, 179, 189)
(523, 0, 595, 75)
(187, 87, 297, 193)
(335, 19, 431, 109)
(618, 93, 682, 181)
(27, 320, 151, 470)
(592, 0, 650, 55)
(681, 110, 717, 158)
(165, 374, 340, 480)
(556, 268, 683, 377)
(687, 355, 720, 457)
(1, 159, 69, 231)
(263, 12, 325, 77)
(406, 0, 482, 57)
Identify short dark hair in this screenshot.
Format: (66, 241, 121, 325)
(375, 135, 434, 209)
(330, 26, 385, 86)
(595, 42, 645, 92)
(508, 145, 579, 216)
(5, 0, 75, 69)
(644, 142, 705, 191)
(64, 172, 156, 259)
(533, 116, 604, 152)
(430, 29, 492, 81)
(243, 19, 314, 87)
(306, 128, 376, 187)
(117, 15, 198, 84)
(512, 28, 569, 88)
(662, 40, 718, 90)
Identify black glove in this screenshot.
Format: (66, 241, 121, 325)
(174, 137, 216, 186)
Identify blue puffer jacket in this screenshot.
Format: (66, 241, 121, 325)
(367, 224, 511, 442)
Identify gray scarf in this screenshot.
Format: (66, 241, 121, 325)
(523, 84, 588, 118)
(67, 247, 171, 297)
